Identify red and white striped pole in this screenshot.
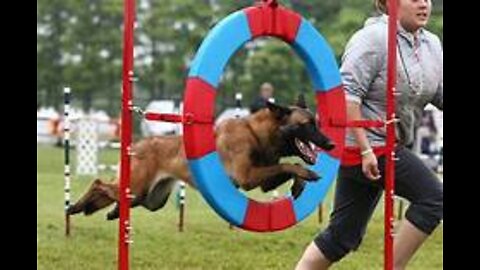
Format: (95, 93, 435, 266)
(385, 0, 398, 269)
(64, 86, 71, 237)
(119, 0, 135, 269)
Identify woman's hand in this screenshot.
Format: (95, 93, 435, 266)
(362, 152, 381, 180)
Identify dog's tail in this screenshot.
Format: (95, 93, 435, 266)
(67, 178, 117, 216)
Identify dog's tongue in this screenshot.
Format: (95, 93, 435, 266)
(295, 138, 317, 163)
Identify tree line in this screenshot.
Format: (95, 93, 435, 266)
(37, 0, 443, 115)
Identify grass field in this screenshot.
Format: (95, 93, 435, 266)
(37, 144, 443, 270)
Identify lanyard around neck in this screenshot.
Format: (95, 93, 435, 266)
(397, 35, 422, 95)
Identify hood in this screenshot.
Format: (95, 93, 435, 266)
(364, 14, 388, 27)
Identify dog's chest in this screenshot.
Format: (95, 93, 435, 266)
(250, 147, 279, 166)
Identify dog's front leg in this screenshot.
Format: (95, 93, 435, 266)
(259, 173, 311, 199)
(260, 173, 293, 193)
(236, 163, 319, 191)
(290, 175, 307, 199)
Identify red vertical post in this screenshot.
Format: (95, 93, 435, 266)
(385, 0, 398, 269)
(119, 0, 135, 269)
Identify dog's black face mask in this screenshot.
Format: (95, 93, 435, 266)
(267, 98, 335, 165)
(280, 116, 335, 165)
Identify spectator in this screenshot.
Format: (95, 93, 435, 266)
(249, 82, 275, 113)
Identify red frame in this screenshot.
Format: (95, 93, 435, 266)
(384, 0, 398, 269)
(118, 0, 135, 269)
(117, 0, 398, 268)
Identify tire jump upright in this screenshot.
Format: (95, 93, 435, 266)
(181, 3, 347, 232)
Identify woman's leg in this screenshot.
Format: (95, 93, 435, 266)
(295, 242, 332, 270)
(391, 147, 443, 269)
(393, 219, 428, 270)
(296, 146, 442, 269)
(295, 164, 383, 269)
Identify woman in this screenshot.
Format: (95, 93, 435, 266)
(295, 0, 443, 269)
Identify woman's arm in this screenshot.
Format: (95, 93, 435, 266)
(347, 101, 381, 180)
(347, 101, 372, 152)
(341, 25, 384, 180)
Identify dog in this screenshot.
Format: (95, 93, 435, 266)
(67, 96, 335, 220)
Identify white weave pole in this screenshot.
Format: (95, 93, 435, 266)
(76, 118, 99, 176)
(178, 181, 186, 232)
(64, 87, 71, 236)
(97, 141, 121, 173)
(234, 92, 242, 118)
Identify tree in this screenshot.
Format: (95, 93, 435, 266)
(231, 39, 308, 106)
(37, 0, 71, 109)
(37, 0, 124, 113)
(62, 0, 123, 113)
(37, 0, 442, 114)
(137, 0, 213, 104)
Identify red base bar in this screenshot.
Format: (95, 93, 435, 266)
(144, 112, 213, 124)
(330, 119, 385, 128)
(144, 113, 183, 123)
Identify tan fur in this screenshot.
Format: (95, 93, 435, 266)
(216, 109, 316, 190)
(67, 107, 318, 219)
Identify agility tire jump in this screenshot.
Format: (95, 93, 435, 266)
(182, 4, 346, 232)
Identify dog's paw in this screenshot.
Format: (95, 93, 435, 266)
(292, 163, 320, 181)
(83, 202, 97, 215)
(66, 205, 77, 215)
(106, 212, 119, 221)
(299, 170, 321, 182)
(291, 179, 306, 199)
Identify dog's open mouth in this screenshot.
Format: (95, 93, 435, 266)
(294, 138, 317, 164)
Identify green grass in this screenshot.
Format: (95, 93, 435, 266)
(37, 145, 442, 269)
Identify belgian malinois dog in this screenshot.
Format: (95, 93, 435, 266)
(67, 96, 335, 220)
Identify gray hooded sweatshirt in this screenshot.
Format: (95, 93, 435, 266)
(341, 15, 443, 147)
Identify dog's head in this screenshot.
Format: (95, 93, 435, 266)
(266, 95, 335, 165)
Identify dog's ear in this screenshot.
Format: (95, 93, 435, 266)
(266, 101, 292, 119)
(295, 93, 307, 109)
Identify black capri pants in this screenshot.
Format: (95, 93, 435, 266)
(314, 146, 443, 262)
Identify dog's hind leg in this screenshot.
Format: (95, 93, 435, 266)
(105, 193, 144, 221)
(106, 204, 119, 220)
(67, 179, 117, 216)
(106, 176, 177, 219)
(142, 176, 176, 212)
